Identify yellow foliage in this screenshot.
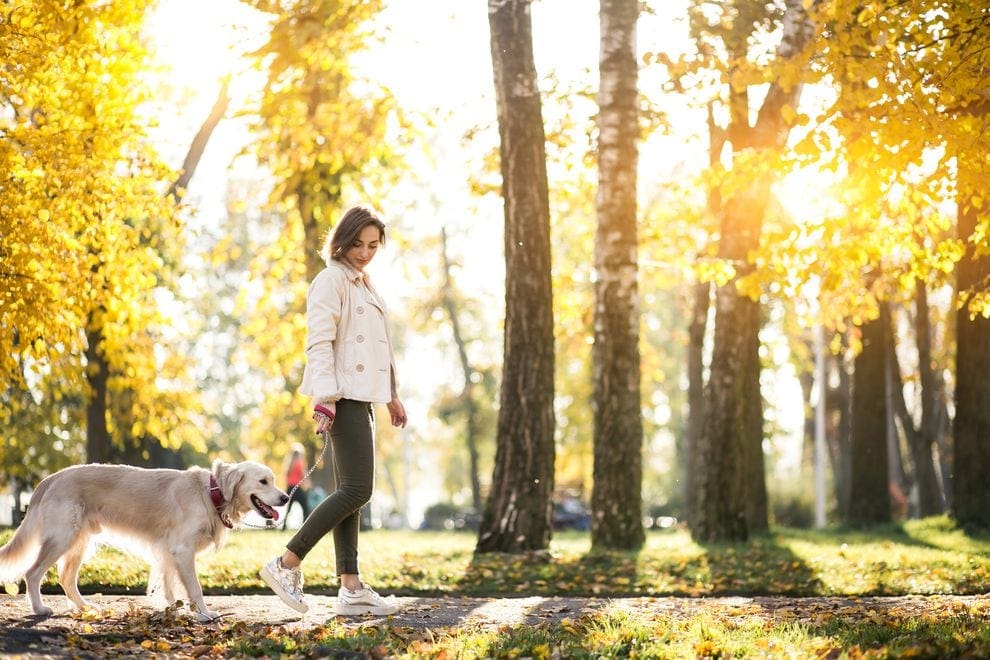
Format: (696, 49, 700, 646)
(0, 0, 201, 470)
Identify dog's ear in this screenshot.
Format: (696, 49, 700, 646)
(215, 461, 244, 501)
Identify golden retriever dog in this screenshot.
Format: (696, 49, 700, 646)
(0, 460, 288, 621)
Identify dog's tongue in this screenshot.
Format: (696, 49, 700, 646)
(272, 509, 279, 521)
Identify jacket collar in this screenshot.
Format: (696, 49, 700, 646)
(331, 259, 384, 311)
(332, 258, 368, 285)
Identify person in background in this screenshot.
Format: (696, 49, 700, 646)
(284, 443, 311, 520)
(260, 204, 407, 616)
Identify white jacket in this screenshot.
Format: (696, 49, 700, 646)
(299, 259, 398, 404)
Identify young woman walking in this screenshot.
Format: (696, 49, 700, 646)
(261, 204, 407, 616)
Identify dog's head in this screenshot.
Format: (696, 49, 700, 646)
(212, 460, 290, 523)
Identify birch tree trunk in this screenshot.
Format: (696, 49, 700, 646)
(590, 0, 644, 550)
(477, 0, 556, 553)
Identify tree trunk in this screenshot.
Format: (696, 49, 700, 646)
(883, 321, 907, 519)
(683, 104, 722, 524)
(913, 283, 946, 515)
(796, 334, 815, 470)
(684, 280, 710, 523)
(847, 308, 891, 526)
(477, 0, 556, 553)
(828, 348, 853, 518)
(591, 0, 643, 550)
(690, 0, 814, 542)
(694, 256, 754, 541)
(952, 154, 990, 530)
(440, 228, 484, 512)
(888, 291, 944, 517)
(166, 80, 230, 202)
(742, 298, 767, 532)
(84, 324, 110, 464)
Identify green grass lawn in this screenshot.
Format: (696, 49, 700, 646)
(3, 516, 989, 657)
(3, 515, 984, 596)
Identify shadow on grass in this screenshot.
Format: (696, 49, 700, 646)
(692, 531, 823, 596)
(455, 529, 826, 597)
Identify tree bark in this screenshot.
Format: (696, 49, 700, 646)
(828, 347, 853, 518)
(690, 0, 814, 542)
(591, 0, 643, 550)
(743, 298, 767, 532)
(84, 324, 110, 464)
(888, 291, 944, 516)
(477, 0, 556, 553)
(847, 308, 891, 526)
(683, 104, 722, 524)
(952, 154, 990, 530)
(912, 283, 946, 515)
(883, 317, 907, 519)
(684, 280, 710, 523)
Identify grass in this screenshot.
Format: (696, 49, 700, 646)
(3, 515, 985, 596)
(3, 515, 989, 657)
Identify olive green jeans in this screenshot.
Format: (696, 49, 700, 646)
(286, 399, 374, 575)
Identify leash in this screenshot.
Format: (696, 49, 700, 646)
(241, 430, 331, 530)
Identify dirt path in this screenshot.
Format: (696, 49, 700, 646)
(2, 593, 988, 657)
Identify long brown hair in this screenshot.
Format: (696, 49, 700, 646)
(321, 205, 386, 264)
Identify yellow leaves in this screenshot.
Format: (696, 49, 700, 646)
(695, 259, 736, 287)
(960, 292, 990, 320)
(780, 103, 810, 127)
(12, 166, 44, 180)
(734, 273, 762, 302)
(856, 4, 877, 25)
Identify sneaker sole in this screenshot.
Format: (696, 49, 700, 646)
(335, 603, 398, 616)
(260, 565, 309, 614)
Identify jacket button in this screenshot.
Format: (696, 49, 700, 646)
(356, 364, 365, 372)
(356, 335, 364, 343)
(356, 306, 365, 314)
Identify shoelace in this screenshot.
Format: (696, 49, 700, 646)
(290, 568, 303, 592)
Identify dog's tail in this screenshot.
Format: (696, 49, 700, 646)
(0, 476, 51, 583)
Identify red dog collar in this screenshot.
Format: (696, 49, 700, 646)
(209, 474, 234, 529)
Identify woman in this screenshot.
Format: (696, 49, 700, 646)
(261, 205, 407, 616)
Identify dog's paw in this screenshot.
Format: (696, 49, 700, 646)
(31, 604, 54, 617)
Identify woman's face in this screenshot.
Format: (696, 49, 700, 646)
(344, 224, 382, 272)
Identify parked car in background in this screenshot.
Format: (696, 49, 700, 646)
(553, 496, 591, 531)
(419, 503, 481, 531)
(643, 503, 679, 530)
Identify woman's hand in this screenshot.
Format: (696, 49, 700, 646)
(313, 402, 336, 434)
(387, 398, 407, 428)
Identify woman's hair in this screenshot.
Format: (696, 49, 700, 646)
(321, 205, 386, 264)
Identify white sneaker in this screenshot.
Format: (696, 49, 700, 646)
(260, 557, 309, 613)
(335, 584, 398, 616)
